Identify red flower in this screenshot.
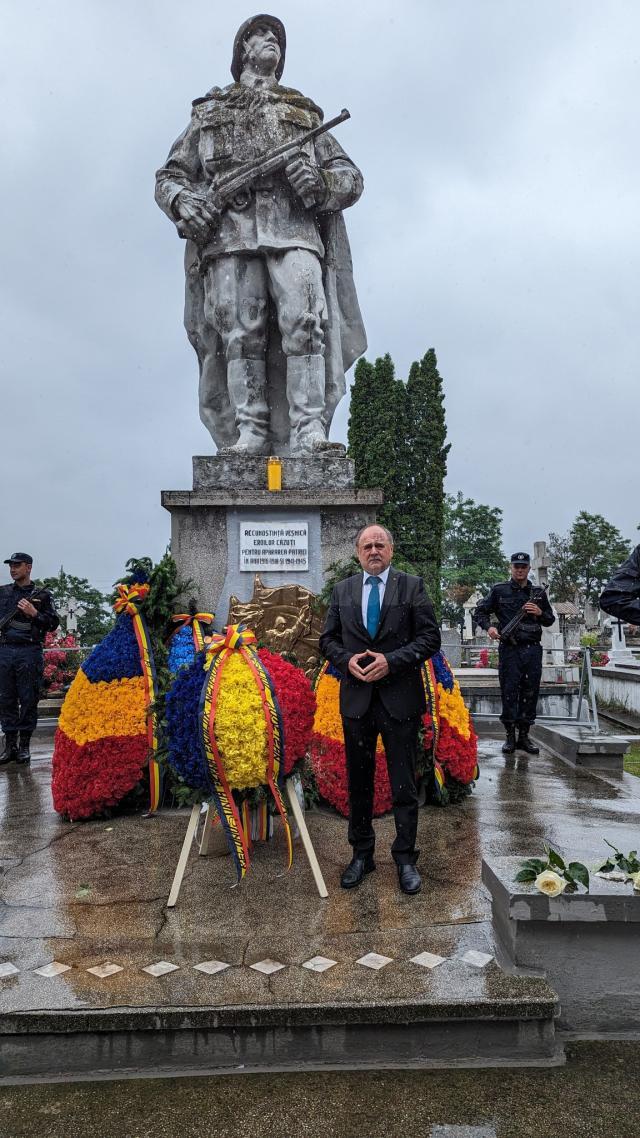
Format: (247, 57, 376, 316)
(436, 719, 478, 783)
(52, 728, 149, 819)
(310, 733, 393, 817)
(257, 648, 316, 775)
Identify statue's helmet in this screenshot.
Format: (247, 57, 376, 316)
(231, 14, 286, 81)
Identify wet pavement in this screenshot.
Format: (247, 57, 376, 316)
(0, 1041, 638, 1137)
(1, 735, 639, 1020)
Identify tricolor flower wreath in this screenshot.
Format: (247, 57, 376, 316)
(52, 580, 161, 820)
(165, 625, 316, 880)
(310, 650, 478, 817)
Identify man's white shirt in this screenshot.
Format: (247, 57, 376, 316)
(361, 566, 390, 630)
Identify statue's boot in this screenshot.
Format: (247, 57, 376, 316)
(222, 359, 270, 455)
(287, 354, 327, 453)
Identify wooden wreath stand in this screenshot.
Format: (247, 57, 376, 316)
(167, 774, 328, 907)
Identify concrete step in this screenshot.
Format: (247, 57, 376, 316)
(0, 944, 561, 1080)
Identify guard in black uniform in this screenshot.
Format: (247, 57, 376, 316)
(473, 552, 555, 755)
(0, 553, 59, 766)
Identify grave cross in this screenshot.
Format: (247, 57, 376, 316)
(57, 599, 86, 634)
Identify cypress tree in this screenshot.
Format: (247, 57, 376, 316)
(348, 353, 409, 541)
(348, 348, 449, 614)
(404, 349, 450, 614)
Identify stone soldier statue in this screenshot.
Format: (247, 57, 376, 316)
(155, 14, 366, 456)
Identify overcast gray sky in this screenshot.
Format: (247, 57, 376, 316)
(1, 0, 638, 591)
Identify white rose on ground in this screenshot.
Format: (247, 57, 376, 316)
(534, 870, 568, 897)
(631, 871, 640, 891)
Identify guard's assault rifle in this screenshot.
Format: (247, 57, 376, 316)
(0, 591, 44, 636)
(498, 586, 547, 646)
(176, 107, 351, 242)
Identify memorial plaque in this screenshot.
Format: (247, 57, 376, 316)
(240, 521, 309, 572)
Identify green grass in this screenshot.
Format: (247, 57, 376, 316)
(624, 742, 640, 778)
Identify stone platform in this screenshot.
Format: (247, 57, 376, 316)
(2, 736, 640, 1080)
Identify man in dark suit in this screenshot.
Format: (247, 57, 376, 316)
(319, 524, 441, 894)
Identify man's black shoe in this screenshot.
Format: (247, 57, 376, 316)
(517, 730, 539, 755)
(0, 735, 18, 767)
(397, 863, 421, 895)
(340, 855, 376, 889)
(502, 728, 516, 756)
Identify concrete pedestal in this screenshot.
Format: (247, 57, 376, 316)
(530, 722, 631, 771)
(162, 454, 382, 624)
(483, 856, 640, 1035)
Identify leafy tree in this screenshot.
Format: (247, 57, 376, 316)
(37, 567, 112, 646)
(441, 493, 506, 627)
(565, 512, 631, 606)
(403, 350, 450, 614)
(547, 532, 578, 603)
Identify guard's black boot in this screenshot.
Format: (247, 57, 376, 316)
(0, 733, 18, 766)
(502, 727, 516, 755)
(16, 732, 32, 765)
(517, 728, 539, 755)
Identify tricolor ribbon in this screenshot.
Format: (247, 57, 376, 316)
(113, 582, 150, 615)
(171, 611, 214, 652)
(422, 658, 441, 754)
(113, 582, 161, 812)
(198, 623, 291, 882)
(241, 800, 272, 844)
(204, 623, 257, 663)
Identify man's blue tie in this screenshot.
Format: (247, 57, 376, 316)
(366, 575, 381, 638)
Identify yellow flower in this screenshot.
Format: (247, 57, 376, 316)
(313, 672, 344, 742)
(59, 670, 147, 745)
(213, 653, 268, 789)
(313, 670, 384, 753)
(437, 680, 471, 739)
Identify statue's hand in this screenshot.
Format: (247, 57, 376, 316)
(285, 157, 325, 207)
(174, 191, 218, 242)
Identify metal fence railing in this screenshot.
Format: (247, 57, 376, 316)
(458, 644, 601, 733)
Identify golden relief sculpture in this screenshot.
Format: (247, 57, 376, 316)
(227, 575, 324, 678)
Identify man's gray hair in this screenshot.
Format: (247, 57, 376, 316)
(355, 524, 394, 547)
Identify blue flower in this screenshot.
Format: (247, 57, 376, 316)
(82, 616, 143, 683)
(168, 625, 196, 676)
(432, 651, 454, 691)
(165, 655, 210, 791)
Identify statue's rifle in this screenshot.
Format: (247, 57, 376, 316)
(0, 590, 45, 636)
(498, 587, 547, 646)
(176, 108, 351, 241)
